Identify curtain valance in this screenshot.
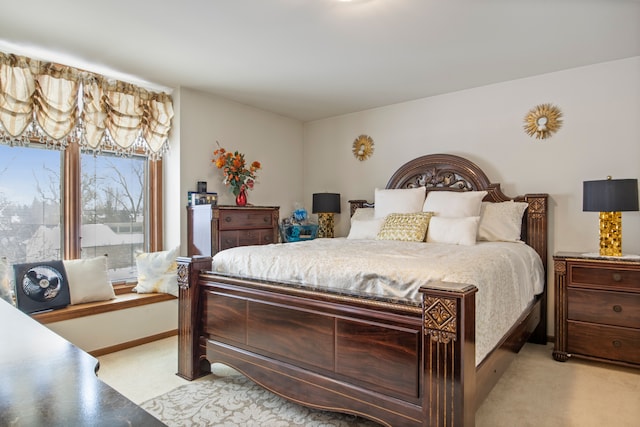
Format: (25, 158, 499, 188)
(0, 52, 173, 158)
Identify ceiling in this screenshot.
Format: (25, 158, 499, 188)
(1, 0, 639, 122)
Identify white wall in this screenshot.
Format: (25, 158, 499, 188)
(303, 57, 640, 335)
(46, 300, 178, 353)
(175, 88, 305, 255)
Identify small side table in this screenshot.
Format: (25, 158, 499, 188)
(553, 252, 640, 368)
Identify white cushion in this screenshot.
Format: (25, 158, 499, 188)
(426, 216, 480, 246)
(133, 247, 179, 297)
(477, 201, 529, 242)
(374, 187, 426, 219)
(422, 190, 487, 218)
(63, 256, 115, 305)
(347, 208, 385, 240)
(0, 257, 15, 305)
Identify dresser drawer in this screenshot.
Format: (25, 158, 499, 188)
(219, 210, 274, 230)
(569, 264, 640, 291)
(568, 321, 640, 365)
(220, 229, 275, 250)
(568, 288, 640, 328)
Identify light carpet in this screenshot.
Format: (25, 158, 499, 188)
(140, 365, 380, 427)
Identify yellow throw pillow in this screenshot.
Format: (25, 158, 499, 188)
(376, 212, 433, 242)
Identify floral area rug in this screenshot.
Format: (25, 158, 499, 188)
(140, 366, 381, 427)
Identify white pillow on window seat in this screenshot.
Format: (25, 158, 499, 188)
(0, 257, 15, 306)
(63, 255, 116, 305)
(133, 247, 179, 297)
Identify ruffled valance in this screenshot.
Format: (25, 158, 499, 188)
(0, 52, 173, 158)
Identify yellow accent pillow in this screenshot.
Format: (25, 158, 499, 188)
(376, 212, 433, 242)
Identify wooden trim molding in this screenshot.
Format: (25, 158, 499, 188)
(64, 143, 81, 259)
(148, 158, 163, 252)
(90, 329, 178, 357)
(32, 292, 176, 324)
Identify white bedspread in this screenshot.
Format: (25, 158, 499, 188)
(212, 238, 545, 365)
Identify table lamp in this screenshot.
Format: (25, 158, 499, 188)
(313, 193, 341, 238)
(583, 177, 638, 257)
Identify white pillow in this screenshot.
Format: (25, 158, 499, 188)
(347, 208, 385, 240)
(477, 201, 528, 242)
(426, 216, 480, 246)
(0, 257, 15, 305)
(63, 256, 115, 305)
(422, 190, 487, 218)
(374, 187, 426, 219)
(134, 247, 179, 297)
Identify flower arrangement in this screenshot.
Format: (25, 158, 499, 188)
(212, 143, 261, 196)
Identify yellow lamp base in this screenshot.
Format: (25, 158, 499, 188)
(599, 211, 622, 257)
(317, 213, 335, 238)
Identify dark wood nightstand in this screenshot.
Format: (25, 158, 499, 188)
(553, 252, 640, 368)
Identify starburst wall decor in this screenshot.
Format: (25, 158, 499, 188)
(523, 103, 563, 140)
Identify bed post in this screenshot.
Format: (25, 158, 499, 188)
(522, 193, 548, 344)
(176, 255, 212, 380)
(421, 284, 477, 427)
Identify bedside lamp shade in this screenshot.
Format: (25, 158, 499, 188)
(313, 193, 341, 238)
(583, 177, 638, 257)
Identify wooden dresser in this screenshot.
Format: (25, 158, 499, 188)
(553, 252, 640, 368)
(187, 205, 279, 256)
(214, 206, 279, 254)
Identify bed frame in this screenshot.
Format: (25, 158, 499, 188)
(176, 153, 548, 427)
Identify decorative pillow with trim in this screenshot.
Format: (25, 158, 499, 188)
(374, 187, 426, 219)
(0, 257, 15, 305)
(422, 190, 487, 218)
(133, 247, 179, 297)
(477, 201, 529, 242)
(63, 255, 115, 304)
(426, 216, 480, 246)
(376, 212, 433, 242)
(347, 208, 385, 239)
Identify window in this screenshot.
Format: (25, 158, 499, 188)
(0, 144, 62, 262)
(81, 152, 146, 281)
(0, 142, 162, 283)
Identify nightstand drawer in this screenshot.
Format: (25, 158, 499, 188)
(220, 229, 275, 250)
(568, 288, 640, 328)
(219, 210, 274, 230)
(569, 264, 640, 291)
(568, 321, 640, 365)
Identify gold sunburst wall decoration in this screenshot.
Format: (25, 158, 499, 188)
(523, 103, 563, 140)
(352, 134, 374, 161)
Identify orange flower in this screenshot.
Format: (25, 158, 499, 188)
(212, 142, 261, 196)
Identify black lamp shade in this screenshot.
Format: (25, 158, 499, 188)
(312, 193, 341, 214)
(583, 179, 639, 212)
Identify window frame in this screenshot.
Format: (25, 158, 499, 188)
(62, 142, 163, 268)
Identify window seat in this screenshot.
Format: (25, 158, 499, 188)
(31, 285, 176, 325)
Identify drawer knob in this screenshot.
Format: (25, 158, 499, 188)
(612, 273, 622, 282)
(612, 304, 623, 313)
(263, 216, 269, 222)
(612, 340, 622, 348)
(225, 216, 232, 222)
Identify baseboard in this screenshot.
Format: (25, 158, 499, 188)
(90, 329, 178, 357)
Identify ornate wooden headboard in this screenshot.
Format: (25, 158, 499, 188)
(348, 153, 548, 270)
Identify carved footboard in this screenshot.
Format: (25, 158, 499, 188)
(177, 256, 478, 427)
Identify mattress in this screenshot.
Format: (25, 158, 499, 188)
(212, 238, 545, 364)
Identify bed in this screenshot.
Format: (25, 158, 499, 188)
(176, 153, 548, 427)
